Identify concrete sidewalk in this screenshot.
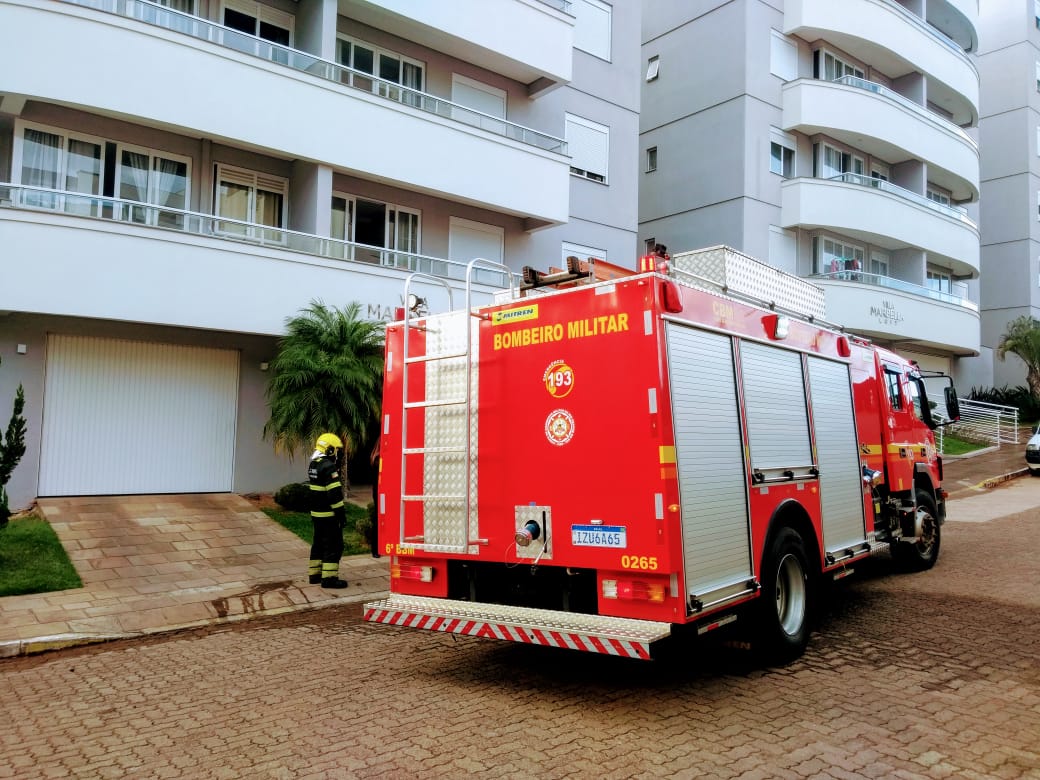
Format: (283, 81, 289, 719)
(0, 441, 1033, 658)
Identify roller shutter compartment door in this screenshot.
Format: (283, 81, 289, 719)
(39, 335, 239, 496)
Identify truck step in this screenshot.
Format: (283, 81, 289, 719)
(363, 595, 672, 661)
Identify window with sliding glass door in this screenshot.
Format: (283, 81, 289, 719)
(816, 142, 863, 181)
(116, 144, 190, 229)
(13, 121, 103, 215)
(221, 0, 292, 60)
(337, 35, 425, 106)
(214, 165, 287, 242)
(330, 193, 420, 266)
(813, 48, 864, 82)
(813, 234, 865, 277)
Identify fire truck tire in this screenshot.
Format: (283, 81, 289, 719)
(892, 488, 941, 571)
(755, 527, 812, 664)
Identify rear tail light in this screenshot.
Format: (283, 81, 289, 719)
(391, 562, 435, 583)
(602, 578, 666, 603)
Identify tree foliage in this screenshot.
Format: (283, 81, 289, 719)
(996, 316, 1040, 402)
(263, 301, 385, 468)
(0, 355, 28, 527)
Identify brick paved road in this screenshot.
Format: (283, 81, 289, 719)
(2, 482, 1038, 779)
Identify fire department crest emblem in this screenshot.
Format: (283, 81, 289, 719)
(545, 409, 575, 446)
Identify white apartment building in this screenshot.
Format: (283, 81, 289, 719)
(639, 0, 981, 384)
(0, 0, 639, 511)
(967, 1, 1040, 390)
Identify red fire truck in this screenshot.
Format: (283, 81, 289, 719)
(363, 246, 960, 664)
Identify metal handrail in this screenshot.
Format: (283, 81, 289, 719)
(934, 398, 1020, 450)
(830, 75, 977, 150)
(0, 182, 514, 287)
(823, 173, 976, 227)
(61, 0, 568, 155)
(810, 270, 978, 312)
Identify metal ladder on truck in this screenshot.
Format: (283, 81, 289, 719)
(398, 259, 515, 554)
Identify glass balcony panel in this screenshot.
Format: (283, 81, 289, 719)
(64, 0, 566, 155)
(1, 183, 518, 289)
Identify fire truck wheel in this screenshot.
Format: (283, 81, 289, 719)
(755, 526, 812, 664)
(892, 488, 941, 571)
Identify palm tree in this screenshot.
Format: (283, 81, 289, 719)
(996, 316, 1040, 402)
(263, 301, 385, 484)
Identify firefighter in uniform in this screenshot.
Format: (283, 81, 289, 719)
(307, 433, 348, 589)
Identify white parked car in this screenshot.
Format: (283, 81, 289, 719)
(1027, 425, 1040, 474)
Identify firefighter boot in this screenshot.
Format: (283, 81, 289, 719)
(321, 561, 347, 588)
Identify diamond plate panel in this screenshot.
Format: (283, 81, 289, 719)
(670, 245, 826, 319)
(419, 310, 479, 552)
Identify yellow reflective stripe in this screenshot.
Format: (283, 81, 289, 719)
(311, 511, 334, 518)
(330, 501, 344, 510)
(310, 484, 330, 491)
(659, 446, 676, 464)
(327, 481, 342, 490)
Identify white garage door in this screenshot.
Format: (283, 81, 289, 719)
(39, 335, 240, 496)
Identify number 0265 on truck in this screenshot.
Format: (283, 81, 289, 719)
(363, 246, 960, 664)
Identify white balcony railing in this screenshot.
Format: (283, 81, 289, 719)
(831, 75, 977, 151)
(825, 172, 975, 226)
(0, 183, 514, 287)
(885, 0, 967, 54)
(811, 270, 978, 312)
(61, 0, 567, 155)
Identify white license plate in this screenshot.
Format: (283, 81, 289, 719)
(571, 525, 627, 548)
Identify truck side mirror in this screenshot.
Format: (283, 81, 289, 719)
(944, 386, 960, 421)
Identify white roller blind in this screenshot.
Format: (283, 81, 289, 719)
(451, 76, 506, 119)
(573, 0, 611, 60)
(566, 114, 608, 180)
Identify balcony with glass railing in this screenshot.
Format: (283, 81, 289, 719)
(59, 0, 567, 155)
(0, 183, 514, 288)
(809, 269, 979, 355)
(782, 76, 978, 201)
(810, 270, 977, 312)
(784, 0, 978, 126)
(780, 174, 979, 277)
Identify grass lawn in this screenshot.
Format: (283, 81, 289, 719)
(939, 433, 990, 456)
(0, 515, 82, 597)
(262, 501, 373, 556)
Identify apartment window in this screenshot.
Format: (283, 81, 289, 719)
(871, 162, 890, 183)
(158, 0, 195, 12)
(770, 142, 794, 177)
(818, 143, 863, 179)
(869, 250, 890, 277)
(338, 36, 425, 102)
(769, 30, 798, 81)
(117, 145, 190, 229)
(573, 0, 611, 61)
(1036, 60, 1040, 92)
(215, 165, 287, 240)
(562, 242, 606, 267)
(331, 194, 420, 264)
(15, 123, 103, 216)
(646, 56, 660, 82)
(815, 234, 864, 276)
(1036, 0, 1040, 28)
(222, 0, 292, 45)
(566, 114, 608, 184)
(927, 267, 952, 295)
(815, 49, 864, 81)
(927, 187, 952, 206)
(644, 237, 657, 255)
(646, 147, 658, 173)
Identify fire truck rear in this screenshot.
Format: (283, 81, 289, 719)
(363, 246, 959, 663)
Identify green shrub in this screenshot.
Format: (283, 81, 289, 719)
(274, 482, 310, 511)
(968, 385, 1040, 422)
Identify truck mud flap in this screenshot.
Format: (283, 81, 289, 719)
(364, 595, 672, 661)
